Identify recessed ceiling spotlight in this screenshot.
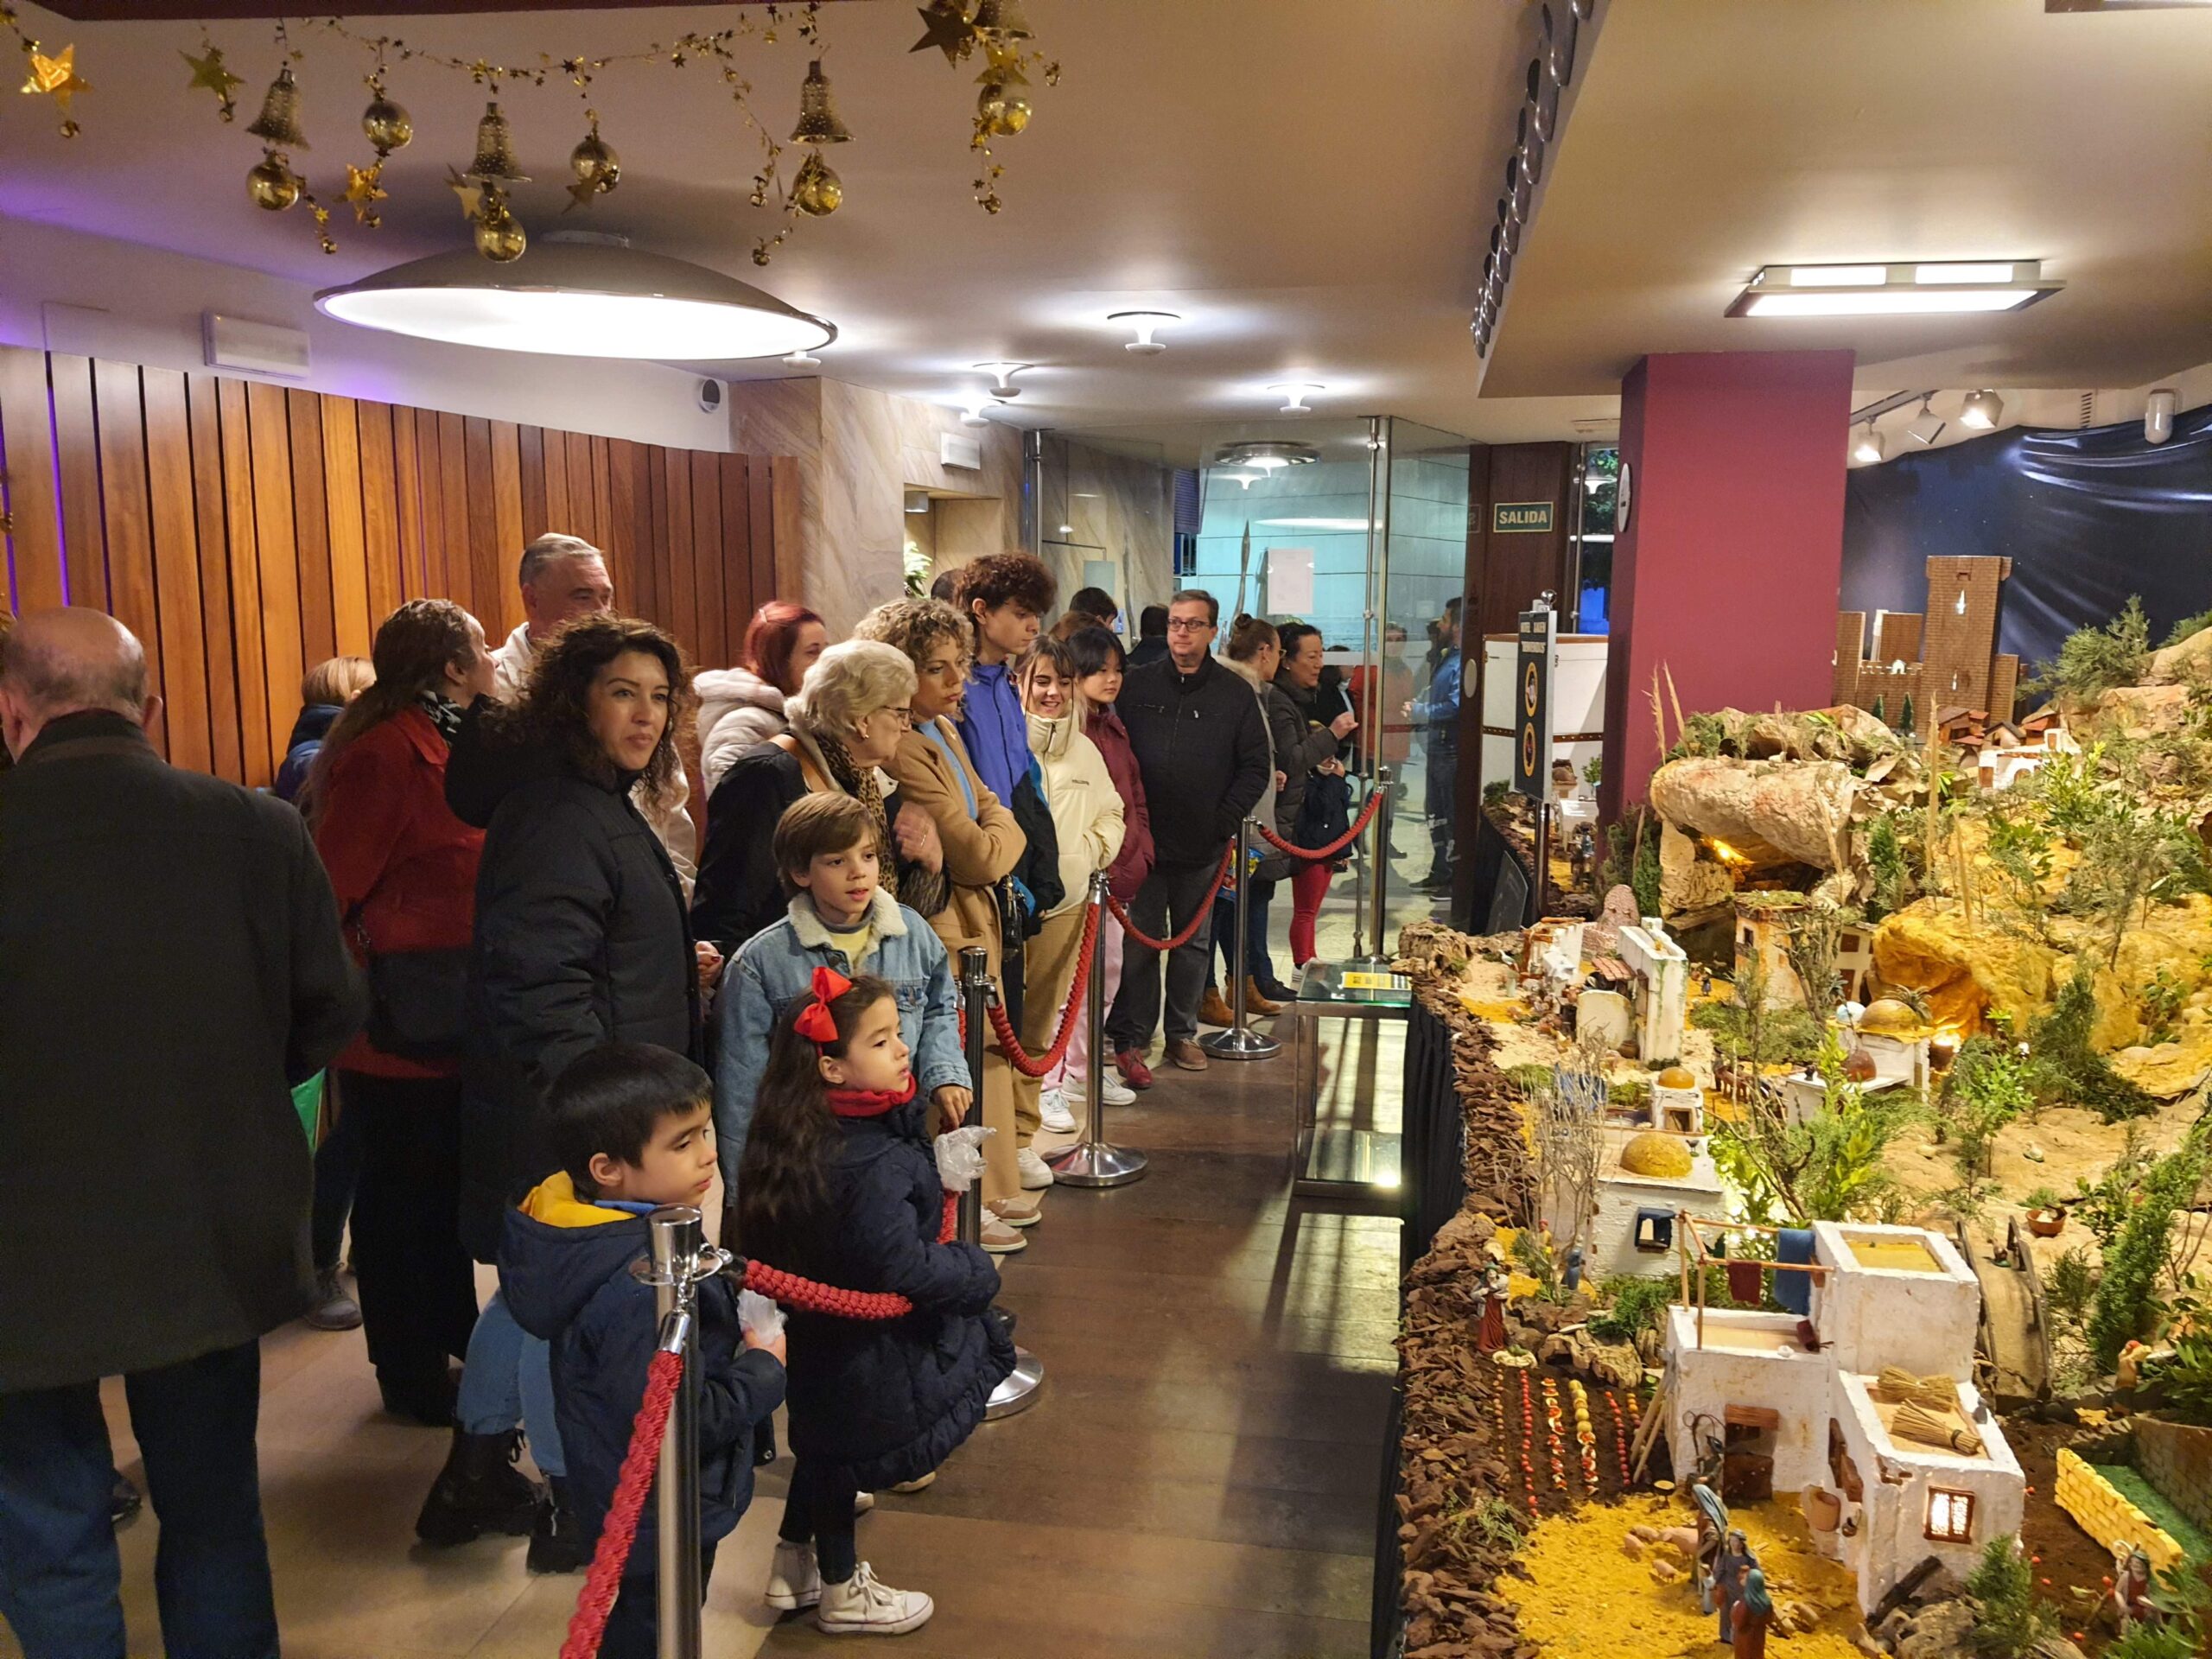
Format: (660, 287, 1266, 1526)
(1905, 394, 1947, 447)
(1851, 423, 1885, 466)
(1107, 310, 1179, 355)
(974, 361, 1033, 401)
(1726, 260, 2062, 319)
(784, 347, 822, 368)
(1269, 383, 1324, 415)
(1959, 389, 2003, 430)
(1217, 440, 1319, 473)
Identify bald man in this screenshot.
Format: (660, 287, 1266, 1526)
(0, 607, 363, 1658)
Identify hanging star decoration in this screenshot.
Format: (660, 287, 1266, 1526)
(181, 42, 244, 122)
(22, 42, 87, 137)
(910, 1, 975, 64)
(342, 162, 387, 226)
(445, 162, 485, 221)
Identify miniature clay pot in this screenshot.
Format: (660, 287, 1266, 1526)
(2026, 1205, 2066, 1238)
(1804, 1486, 1842, 1533)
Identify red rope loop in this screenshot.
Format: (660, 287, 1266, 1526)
(560, 1348, 683, 1659)
(1251, 786, 1382, 861)
(1104, 844, 1236, 952)
(738, 1193, 963, 1321)
(983, 898, 1101, 1077)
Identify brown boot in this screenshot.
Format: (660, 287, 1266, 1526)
(1243, 978, 1286, 1016)
(1199, 986, 1236, 1027)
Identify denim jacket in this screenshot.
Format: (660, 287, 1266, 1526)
(713, 887, 968, 1191)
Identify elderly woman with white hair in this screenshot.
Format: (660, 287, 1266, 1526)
(690, 639, 944, 957)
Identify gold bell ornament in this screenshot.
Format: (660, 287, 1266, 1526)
(789, 60, 854, 145)
(791, 149, 843, 218)
(474, 196, 527, 263)
(972, 0, 1035, 40)
(976, 81, 1032, 137)
(361, 86, 412, 158)
(466, 101, 531, 184)
(247, 150, 302, 212)
(246, 65, 310, 150)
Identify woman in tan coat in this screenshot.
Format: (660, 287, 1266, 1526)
(853, 597, 1032, 1254)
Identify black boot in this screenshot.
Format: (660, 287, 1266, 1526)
(415, 1428, 543, 1546)
(526, 1477, 590, 1574)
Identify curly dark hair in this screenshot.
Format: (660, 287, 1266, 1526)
(953, 552, 1057, 623)
(853, 597, 971, 679)
(518, 613, 694, 798)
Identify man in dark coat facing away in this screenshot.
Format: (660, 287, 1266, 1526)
(0, 608, 364, 1659)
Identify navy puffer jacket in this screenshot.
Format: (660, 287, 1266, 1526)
(760, 1095, 1014, 1491)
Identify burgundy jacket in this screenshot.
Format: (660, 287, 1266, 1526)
(1086, 708, 1154, 900)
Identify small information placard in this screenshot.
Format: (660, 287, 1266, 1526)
(1492, 500, 1554, 535)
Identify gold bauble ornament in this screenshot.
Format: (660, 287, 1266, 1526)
(362, 94, 413, 156)
(474, 207, 528, 264)
(245, 65, 310, 150)
(790, 60, 854, 145)
(977, 81, 1032, 137)
(466, 100, 531, 184)
(570, 128, 620, 190)
(791, 149, 843, 218)
(247, 151, 302, 212)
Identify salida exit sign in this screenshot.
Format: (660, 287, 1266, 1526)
(1492, 500, 1554, 534)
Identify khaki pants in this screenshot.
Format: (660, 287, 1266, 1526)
(979, 1047, 1020, 1205)
(1013, 905, 1089, 1152)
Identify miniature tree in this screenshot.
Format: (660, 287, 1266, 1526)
(2088, 1130, 2207, 1369)
(1709, 1027, 1909, 1224)
(1780, 899, 1848, 1014)
(1939, 1039, 2033, 1185)
(1865, 814, 1911, 919)
(1962, 1537, 2058, 1657)
(1898, 693, 1915, 735)
(1870, 693, 1886, 724)
(2025, 594, 2150, 705)
(2030, 963, 2154, 1122)
(1527, 1044, 1605, 1262)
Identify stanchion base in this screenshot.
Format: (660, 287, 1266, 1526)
(1199, 1027, 1281, 1061)
(984, 1346, 1044, 1420)
(1048, 1141, 1147, 1187)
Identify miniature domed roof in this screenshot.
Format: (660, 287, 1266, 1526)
(1859, 999, 1925, 1037)
(1620, 1132, 1694, 1179)
(1656, 1065, 1697, 1090)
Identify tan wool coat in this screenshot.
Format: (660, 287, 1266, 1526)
(881, 717, 1025, 977)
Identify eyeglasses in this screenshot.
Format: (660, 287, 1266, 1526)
(880, 706, 915, 728)
(1166, 617, 1214, 633)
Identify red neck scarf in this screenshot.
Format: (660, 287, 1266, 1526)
(825, 1073, 917, 1118)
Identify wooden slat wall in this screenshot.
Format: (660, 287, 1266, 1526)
(0, 345, 796, 788)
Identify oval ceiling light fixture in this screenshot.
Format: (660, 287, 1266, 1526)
(1217, 440, 1319, 473)
(974, 360, 1033, 401)
(315, 233, 835, 360)
(1108, 310, 1179, 355)
(1269, 383, 1324, 415)
(1959, 389, 2003, 430)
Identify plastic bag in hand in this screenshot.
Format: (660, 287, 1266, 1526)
(738, 1288, 785, 1344)
(933, 1124, 993, 1193)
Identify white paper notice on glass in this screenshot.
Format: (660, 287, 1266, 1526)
(1266, 547, 1314, 615)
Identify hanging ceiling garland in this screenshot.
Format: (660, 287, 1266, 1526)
(4, 1, 1059, 264)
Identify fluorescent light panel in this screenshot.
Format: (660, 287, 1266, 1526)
(1728, 261, 2059, 319)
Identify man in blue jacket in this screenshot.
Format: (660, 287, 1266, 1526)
(950, 553, 1057, 809)
(1407, 601, 1463, 891)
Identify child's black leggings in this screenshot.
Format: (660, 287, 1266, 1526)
(777, 1459, 859, 1583)
(603, 1541, 717, 1659)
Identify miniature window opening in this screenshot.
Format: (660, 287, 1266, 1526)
(1924, 1488, 1974, 1543)
(1660, 1103, 1698, 1134)
(1633, 1207, 1673, 1253)
(1827, 1420, 1864, 1502)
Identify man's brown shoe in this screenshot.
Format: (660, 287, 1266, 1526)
(1243, 978, 1286, 1017)
(1198, 987, 1236, 1027)
(1167, 1039, 1209, 1071)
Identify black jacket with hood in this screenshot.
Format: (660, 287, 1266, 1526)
(1113, 652, 1271, 868)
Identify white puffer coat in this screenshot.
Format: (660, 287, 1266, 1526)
(1024, 710, 1126, 919)
(695, 666, 789, 798)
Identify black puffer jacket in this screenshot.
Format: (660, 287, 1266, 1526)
(1268, 671, 1350, 837)
(761, 1094, 1014, 1491)
(461, 765, 700, 1260)
(1115, 654, 1270, 867)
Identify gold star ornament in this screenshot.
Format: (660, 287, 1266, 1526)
(445, 163, 485, 221)
(181, 44, 243, 122)
(910, 1, 975, 64)
(343, 162, 387, 226)
(22, 44, 88, 137)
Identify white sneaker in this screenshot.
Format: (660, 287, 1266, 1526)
(1017, 1146, 1056, 1190)
(816, 1560, 934, 1636)
(1094, 1071, 1136, 1106)
(1039, 1088, 1077, 1134)
(855, 1490, 875, 1516)
(765, 1540, 823, 1611)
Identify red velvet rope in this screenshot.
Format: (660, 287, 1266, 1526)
(1104, 844, 1236, 952)
(560, 1348, 683, 1659)
(739, 1192, 962, 1321)
(1251, 786, 1382, 861)
(984, 898, 1101, 1077)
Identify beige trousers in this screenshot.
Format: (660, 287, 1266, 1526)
(1013, 905, 1090, 1152)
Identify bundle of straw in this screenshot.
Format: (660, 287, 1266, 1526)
(1891, 1401, 1982, 1456)
(1910, 1374, 1961, 1414)
(1876, 1365, 1919, 1402)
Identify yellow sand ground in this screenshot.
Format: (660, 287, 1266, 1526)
(1505, 1491, 1867, 1659)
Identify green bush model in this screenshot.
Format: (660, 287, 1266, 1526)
(1589, 1275, 1674, 1344)
(2151, 1332, 2212, 1427)
(1710, 1029, 1910, 1225)
(2026, 594, 2150, 705)
(1961, 1537, 2057, 1658)
(1940, 1039, 2036, 1184)
(2088, 1130, 2208, 1370)
(2030, 963, 2155, 1122)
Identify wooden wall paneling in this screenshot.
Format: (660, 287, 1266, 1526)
(182, 373, 244, 783)
(462, 417, 504, 638)
(564, 429, 598, 545)
(320, 394, 372, 657)
(357, 401, 404, 624)
(518, 424, 548, 545)
(435, 412, 472, 621)
(245, 380, 305, 779)
(719, 450, 757, 652)
(139, 367, 213, 775)
(286, 391, 337, 668)
(91, 359, 166, 755)
(589, 437, 613, 558)
(607, 440, 658, 626)
(689, 448, 726, 668)
(661, 445, 698, 659)
(391, 405, 428, 602)
(541, 422, 570, 537)
(490, 420, 524, 620)
(412, 407, 450, 602)
(216, 378, 272, 785)
(0, 345, 66, 612)
(48, 354, 107, 610)
(770, 455, 804, 604)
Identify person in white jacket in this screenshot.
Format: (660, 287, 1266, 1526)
(1014, 637, 1125, 1138)
(694, 600, 828, 798)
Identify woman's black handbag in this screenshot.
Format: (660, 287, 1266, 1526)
(360, 938, 472, 1062)
(1296, 771, 1354, 850)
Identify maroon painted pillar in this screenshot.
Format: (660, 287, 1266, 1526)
(1599, 351, 1854, 825)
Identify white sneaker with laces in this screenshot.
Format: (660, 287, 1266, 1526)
(816, 1561, 934, 1636)
(1039, 1088, 1077, 1134)
(1092, 1070, 1136, 1107)
(1016, 1146, 1055, 1190)
(765, 1540, 823, 1611)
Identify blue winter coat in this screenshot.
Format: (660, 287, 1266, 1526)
(956, 659, 1031, 814)
(761, 1092, 1014, 1491)
(500, 1175, 785, 1567)
(713, 889, 968, 1189)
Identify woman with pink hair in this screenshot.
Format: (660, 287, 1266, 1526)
(696, 600, 830, 797)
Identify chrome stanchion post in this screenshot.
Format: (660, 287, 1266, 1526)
(960, 945, 1043, 1419)
(1203, 819, 1282, 1060)
(647, 1207, 704, 1659)
(1346, 764, 1395, 974)
(1050, 876, 1147, 1185)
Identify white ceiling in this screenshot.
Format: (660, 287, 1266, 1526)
(1484, 0, 2212, 398)
(0, 0, 1567, 443)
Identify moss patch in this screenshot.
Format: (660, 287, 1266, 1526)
(2091, 1461, 2212, 1564)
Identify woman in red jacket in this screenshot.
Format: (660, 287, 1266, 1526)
(309, 599, 498, 1425)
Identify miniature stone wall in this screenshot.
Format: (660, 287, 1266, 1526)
(2134, 1419, 2212, 1533)
(2055, 1447, 2184, 1573)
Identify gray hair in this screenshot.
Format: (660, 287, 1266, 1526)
(789, 639, 914, 742)
(0, 608, 148, 719)
(517, 532, 604, 589)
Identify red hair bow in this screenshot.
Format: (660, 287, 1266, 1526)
(793, 964, 853, 1046)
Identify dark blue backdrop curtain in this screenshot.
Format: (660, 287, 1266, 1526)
(1841, 401, 2212, 674)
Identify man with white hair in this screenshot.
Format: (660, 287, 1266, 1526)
(0, 607, 363, 1657)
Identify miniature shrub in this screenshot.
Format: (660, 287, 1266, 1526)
(1484, 779, 1510, 810)
(2044, 1246, 2094, 1325)
(1941, 1039, 2035, 1183)
(2030, 963, 2155, 1122)
(2152, 1332, 2212, 1427)
(2020, 1184, 2063, 1211)
(2141, 965, 2186, 1046)
(2104, 1623, 2196, 1659)
(1589, 1274, 1674, 1344)
(1961, 1537, 2057, 1658)
(2164, 607, 2212, 649)
(1866, 813, 1910, 919)
(2025, 595, 2149, 705)
(2088, 1135, 2207, 1369)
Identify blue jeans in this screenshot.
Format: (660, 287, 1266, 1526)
(454, 1291, 564, 1478)
(1210, 875, 1281, 992)
(0, 1341, 275, 1659)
